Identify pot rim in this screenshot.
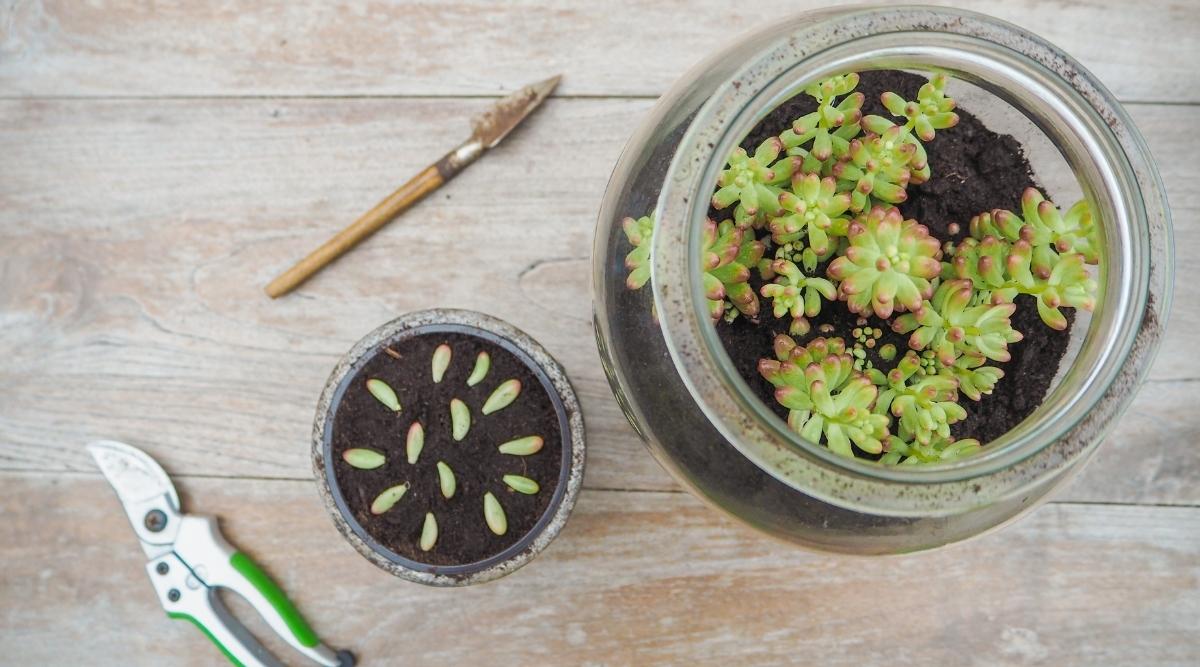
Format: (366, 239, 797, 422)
(648, 7, 1172, 516)
(312, 309, 586, 586)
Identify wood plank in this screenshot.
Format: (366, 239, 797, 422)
(0, 98, 1196, 505)
(2, 0, 1198, 102)
(1, 473, 1196, 666)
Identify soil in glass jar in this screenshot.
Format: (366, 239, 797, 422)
(713, 69, 1074, 451)
(330, 332, 563, 566)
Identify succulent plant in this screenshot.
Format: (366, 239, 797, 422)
(759, 258, 836, 336)
(1014, 188, 1100, 264)
(949, 228, 1097, 331)
(827, 206, 942, 319)
(759, 335, 889, 457)
(621, 214, 655, 290)
(1032, 252, 1098, 330)
(940, 352, 1004, 402)
(712, 136, 796, 220)
(879, 433, 981, 465)
(874, 351, 966, 446)
(969, 189, 1100, 265)
(703, 218, 765, 321)
(892, 279, 1024, 364)
(769, 172, 853, 254)
(768, 331, 845, 364)
(883, 73, 959, 142)
(831, 127, 919, 212)
(780, 73, 864, 172)
(860, 72, 958, 184)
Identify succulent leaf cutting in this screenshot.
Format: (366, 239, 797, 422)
(450, 398, 471, 441)
(370, 483, 409, 515)
(502, 475, 540, 495)
(419, 512, 438, 552)
(483, 492, 508, 536)
(406, 422, 425, 464)
(482, 379, 522, 415)
(343, 448, 386, 470)
(620, 70, 1102, 465)
(436, 461, 457, 499)
(498, 435, 544, 456)
(466, 351, 491, 386)
(366, 378, 401, 412)
(431, 344, 452, 383)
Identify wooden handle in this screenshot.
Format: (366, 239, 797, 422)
(265, 140, 481, 298)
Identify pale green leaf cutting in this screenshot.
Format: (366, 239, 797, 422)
(365, 378, 401, 412)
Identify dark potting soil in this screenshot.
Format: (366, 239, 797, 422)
(715, 69, 1074, 448)
(330, 332, 562, 566)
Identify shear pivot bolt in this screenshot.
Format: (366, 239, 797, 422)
(167, 589, 180, 602)
(144, 509, 167, 532)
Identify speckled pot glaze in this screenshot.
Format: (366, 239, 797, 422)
(313, 309, 585, 585)
(593, 7, 1172, 552)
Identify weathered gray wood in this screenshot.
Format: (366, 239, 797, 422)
(0, 98, 1196, 505)
(2, 3, 1196, 664)
(1, 473, 1196, 666)
(1, 0, 1197, 102)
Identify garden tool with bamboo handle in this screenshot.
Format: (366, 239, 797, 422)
(265, 74, 562, 298)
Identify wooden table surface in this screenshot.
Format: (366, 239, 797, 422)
(2, 1, 1197, 665)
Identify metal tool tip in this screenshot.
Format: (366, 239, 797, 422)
(536, 74, 563, 94)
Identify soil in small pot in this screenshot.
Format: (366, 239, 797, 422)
(714, 69, 1075, 450)
(330, 332, 563, 566)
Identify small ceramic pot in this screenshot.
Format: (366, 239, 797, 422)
(313, 309, 585, 586)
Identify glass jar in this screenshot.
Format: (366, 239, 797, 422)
(592, 6, 1171, 553)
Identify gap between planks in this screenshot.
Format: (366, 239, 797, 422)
(0, 95, 1195, 107)
(4, 468, 1198, 509)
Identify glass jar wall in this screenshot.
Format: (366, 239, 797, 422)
(592, 6, 1171, 552)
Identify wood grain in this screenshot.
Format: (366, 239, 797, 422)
(2, 0, 1198, 102)
(0, 97, 1196, 504)
(1, 3, 1197, 664)
(1, 473, 1196, 666)
(265, 162, 448, 298)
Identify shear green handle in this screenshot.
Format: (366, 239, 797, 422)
(230, 551, 320, 648)
(167, 611, 247, 667)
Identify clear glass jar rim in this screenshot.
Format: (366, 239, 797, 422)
(649, 7, 1172, 516)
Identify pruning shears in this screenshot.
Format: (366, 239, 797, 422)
(88, 440, 355, 667)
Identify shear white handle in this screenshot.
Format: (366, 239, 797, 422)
(146, 553, 283, 667)
(174, 515, 347, 667)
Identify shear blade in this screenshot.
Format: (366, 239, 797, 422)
(88, 440, 181, 517)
